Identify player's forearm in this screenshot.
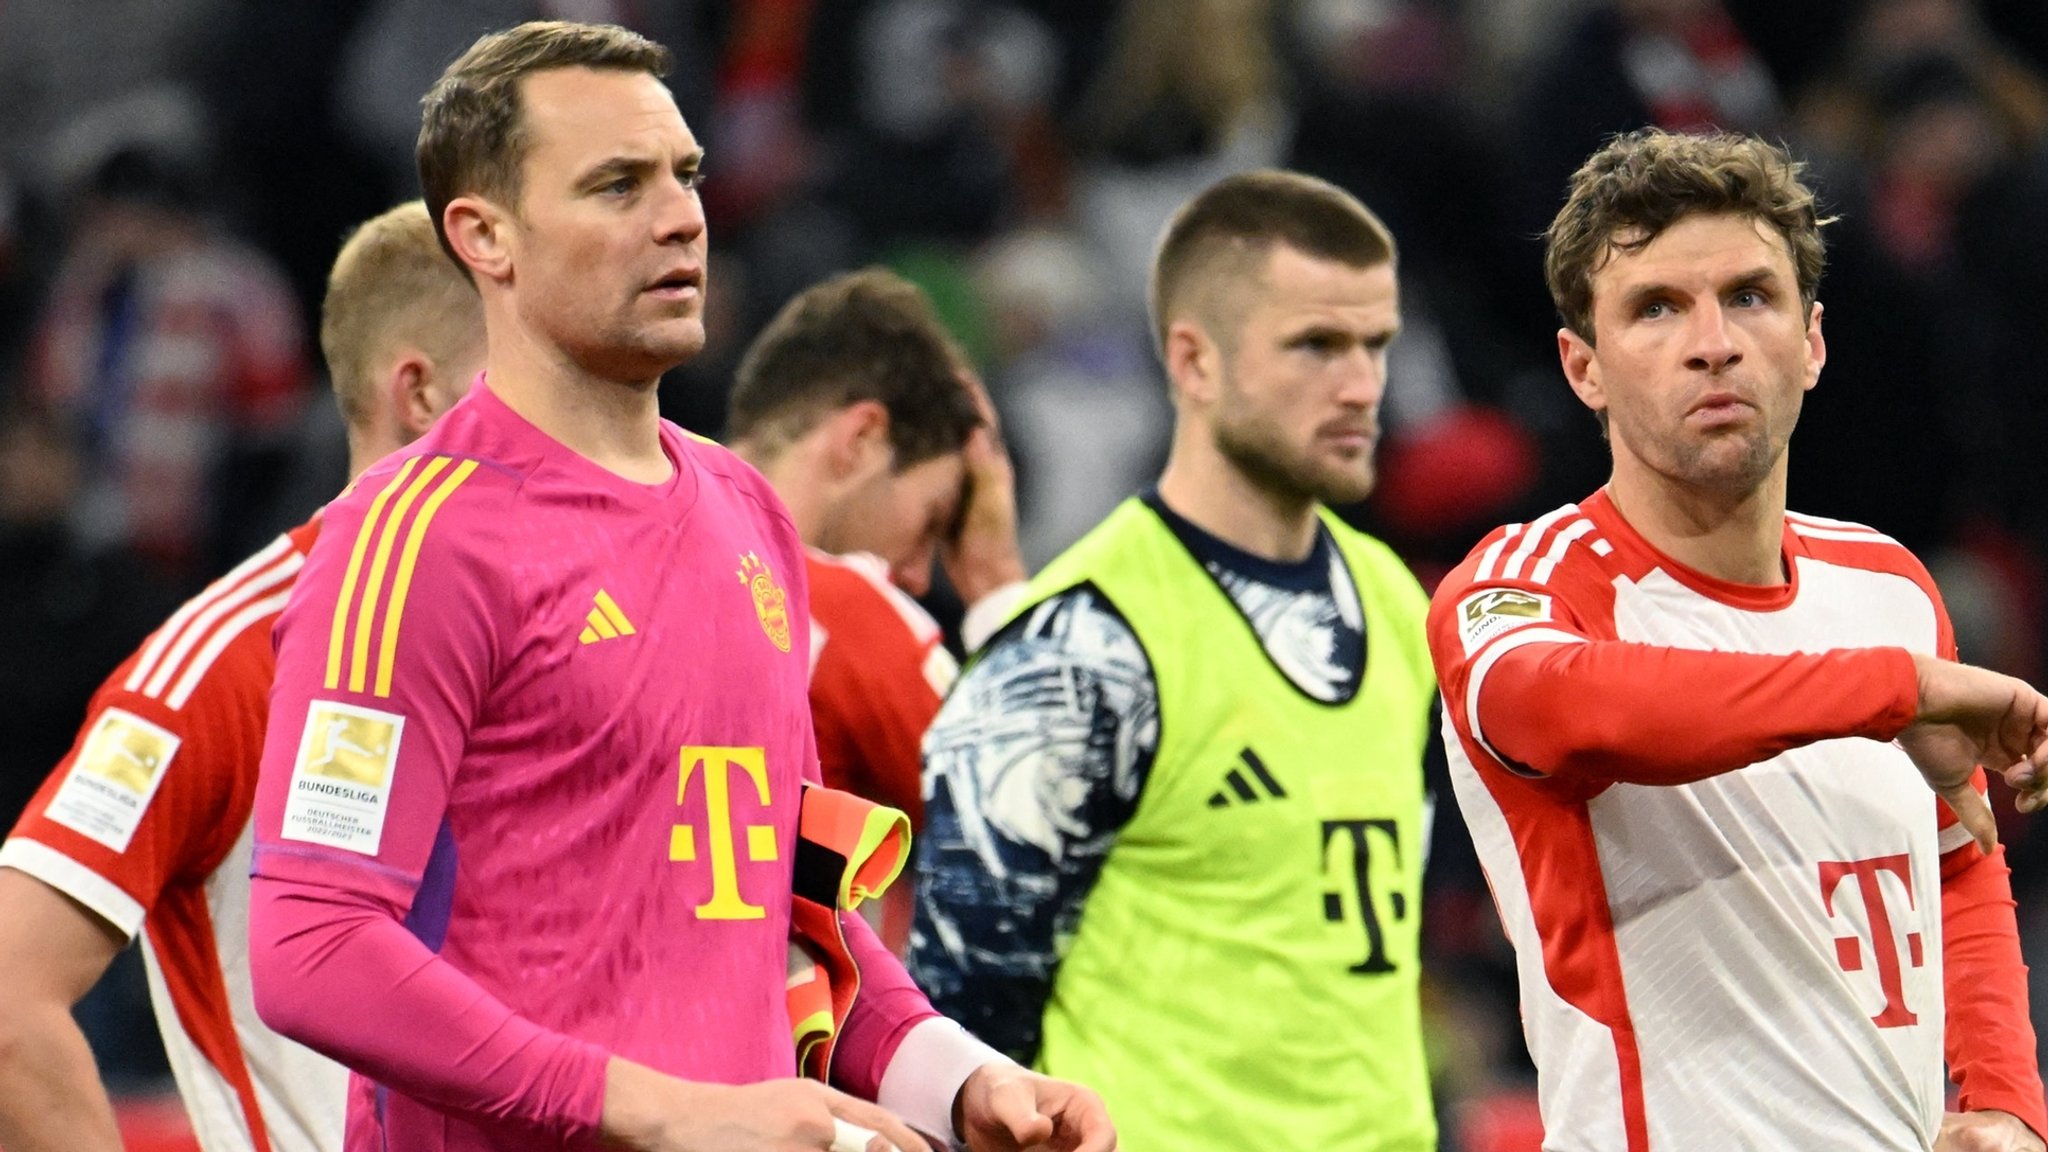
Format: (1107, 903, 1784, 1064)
(834, 909, 944, 1100)
(875, 1016, 1011, 1145)
(0, 1002, 125, 1152)
(248, 873, 610, 1139)
(1480, 641, 1918, 783)
(598, 1057, 703, 1151)
(1940, 845, 2048, 1136)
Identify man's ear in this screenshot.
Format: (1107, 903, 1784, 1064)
(1558, 327, 1606, 417)
(386, 352, 437, 441)
(1164, 319, 1223, 410)
(1803, 300, 1826, 393)
(823, 399, 892, 480)
(444, 196, 513, 284)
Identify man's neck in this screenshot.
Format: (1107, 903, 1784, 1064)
(1605, 459, 1789, 586)
(732, 441, 827, 547)
(484, 327, 670, 484)
(1155, 441, 1320, 564)
(343, 433, 390, 483)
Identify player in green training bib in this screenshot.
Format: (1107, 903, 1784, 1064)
(911, 170, 1436, 1151)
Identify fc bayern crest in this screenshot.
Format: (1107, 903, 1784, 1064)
(737, 552, 792, 653)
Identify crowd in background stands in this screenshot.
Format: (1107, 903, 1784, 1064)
(1, 0, 2045, 1145)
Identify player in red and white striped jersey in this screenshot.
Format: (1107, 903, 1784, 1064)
(727, 268, 1028, 952)
(1430, 130, 2048, 1152)
(0, 201, 483, 1152)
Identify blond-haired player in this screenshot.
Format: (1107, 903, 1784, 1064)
(0, 201, 481, 1152)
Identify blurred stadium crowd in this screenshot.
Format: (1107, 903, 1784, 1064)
(1, 0, 2045, 1147)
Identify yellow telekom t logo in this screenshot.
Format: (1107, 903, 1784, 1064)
(671, 746, 779, 920)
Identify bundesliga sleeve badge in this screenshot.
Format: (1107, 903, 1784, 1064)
(47, 708, 180, 851)
(281, 700, 404, 855)
(1456, 587, 1552, 655)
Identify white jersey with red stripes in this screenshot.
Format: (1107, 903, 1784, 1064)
(1432, 490, 1960, 1151)
(0, 519, 344, 1152)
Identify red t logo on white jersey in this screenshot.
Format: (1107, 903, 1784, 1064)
(1819, 854, 1924, 1028)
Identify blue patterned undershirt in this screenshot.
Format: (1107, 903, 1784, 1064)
(908, 493, 1367, 1060)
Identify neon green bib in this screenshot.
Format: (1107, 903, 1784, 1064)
(1018, 498, 1437, 1151)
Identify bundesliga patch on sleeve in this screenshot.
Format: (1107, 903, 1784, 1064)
(1457, 587, 1552, 655)
(281, 701, 403, 855)
(46, 708, 180, 852)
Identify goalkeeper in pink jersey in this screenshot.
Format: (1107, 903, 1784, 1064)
(245, 20, 1113, 1152)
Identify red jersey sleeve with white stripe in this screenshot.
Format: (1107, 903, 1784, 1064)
(1426, 496, 1921, 794)
(0, 523, 314, 936)
(805, 551, 952, 828)
(247, 453, 607, 1144)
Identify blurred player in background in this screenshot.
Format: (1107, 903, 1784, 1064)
(726, 266, 1027, 948)
(243, 21, 1109, 1152)
(911, 169, 1438, 1151)
(1430, 128, 2048, 1151)
(0, 199, 481, 1152)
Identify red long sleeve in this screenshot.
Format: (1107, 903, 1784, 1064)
(1941, 842, 2048, 1136)
(1478, 640, 1920, 786)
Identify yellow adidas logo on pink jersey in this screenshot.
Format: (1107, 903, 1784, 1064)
(579, 590, 637, 645)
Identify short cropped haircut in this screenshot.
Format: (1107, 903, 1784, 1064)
(729, 268, 982, 469)
(1545, 129, 1832, 343)
(417, 21, 670, 268)
(1148, 169, 1396, 357)
(321, 201, 482, 427)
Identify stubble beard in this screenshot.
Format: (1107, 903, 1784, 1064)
(526, 260, 708, 384)
(614, 286, 708, 377)
(1214, 412, 1376, 510)
(580, 311, 705, 386)
(1638, 406, 1797, 496)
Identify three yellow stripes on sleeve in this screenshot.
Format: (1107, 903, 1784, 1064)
(326, 456, 481, 697)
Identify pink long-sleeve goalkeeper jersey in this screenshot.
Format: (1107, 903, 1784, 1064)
(251, 382, 864, 1148)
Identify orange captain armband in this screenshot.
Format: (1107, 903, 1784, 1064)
(786, 782, 913, 1081)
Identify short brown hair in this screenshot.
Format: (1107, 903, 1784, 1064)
(729, 268, 982, 469)
(1149, 169, 1396, 357)
(321, 201, 483, 427)
(1544, 129, 1832, 343)
(417, 21, 671, 268)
